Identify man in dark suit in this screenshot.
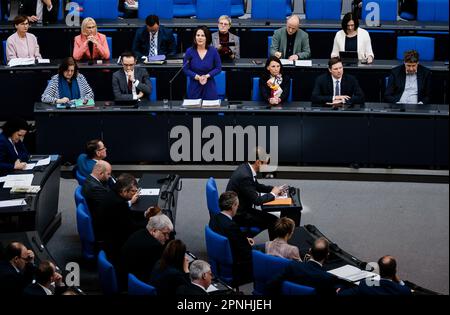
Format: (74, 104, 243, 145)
(0, 242, 36, 295)
(311, 57, 365, 107)
(267, 238, 349, 295)
(226, 147, 286, 240)
(18, 0, 58, 24)
(23, 260, 65, 295)
(176, 260, 211, 295)
(339, 255, 412, 295)
(132, 14, 176, 61)
(121, 214, 173, 283)
(209, 191, 254, 285)
(112, 51, 152, 102)
(81, 160, 112, 240)
(384, 49, 431, 104)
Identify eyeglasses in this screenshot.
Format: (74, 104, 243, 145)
(96, 147, 106, 151)
(123, 63, 135, 67)
(219, 22, 230, 26)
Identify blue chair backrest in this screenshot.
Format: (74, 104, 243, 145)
(252, 77, 293, 102)
(2, 40, 6, 65)
(206, 177, 220, 217)
(252, 0, 288, 20)
(418, 0, 449, 22)
(57, 0, 64, 20)
(149, 77, 157, 101)
(186, 70, 226, 100)
(362, 0, 397, 22)
(305, 0, 341, 20)
(75, 169, 87, 186)
(252, 250, 290, 295)
(205, 225, 234, 285)
(138, 0, 174, 19)
(106, 36, 112, 60)
(196, 0, 231, 19)
(267, 36, 272, 58)
(230, 0, 245, 17)
(173, 0, 197, 17)
(128, 273, 157, 295)
(76, 203, 95, 260)
(282, 280, 316, 295)
(85, 0, 119, 19)
(97, 250, 119, 295)
(397, 36, 435, 61)
(74, 185, 87, 207)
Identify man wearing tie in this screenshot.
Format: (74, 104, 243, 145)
(18, 0, 58, 24)
(0, 118, 29, 174)
(112, 51, 152, 102)
(311, 57, 365, 107)
(132, 14, 177, 61)
(226, 147, 287, 240)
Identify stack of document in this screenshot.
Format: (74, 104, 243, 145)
(0, 198, 27, 208)
(10, 185, 41, 194)
(328, 264, 379, 282)
(182, 99, 221, 108)
(0, 174, 34, 188)
(279, 59, 313, 67)
(8, 58, 36, 67)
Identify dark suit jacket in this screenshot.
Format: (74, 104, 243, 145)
(311, 73, 365, 105)
(176, 282, 208, 295)
(259, 74, 291, 104)
(149, 261, 190, 296)
(19, 0, 58, 24)
(209, 213, 252, 264)
(267, 260, 349, 296)
(0, 133, 29, 173)
(120, 228, 164, 284)
(23, 282, 47, 296)
(132, 25, 176, 60)
(226, 163, 274, 216)
(81, 174, 110, 240)
(0, 261, 35, 296)
(112, 67, 152, 101)
(384, 64, 432, 104)
(339, 278, 412, 296)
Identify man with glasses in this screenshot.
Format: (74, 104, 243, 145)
(76, 139, 108, 178)
(270, 15, 311, 61)
(112, 51, 152, 102)
(212, 15, 240, 61)
(132, 14, 176, 61)
(176, 260, 212, 295)
(0, 242, 36, 295)
(121, 214, 174, 283)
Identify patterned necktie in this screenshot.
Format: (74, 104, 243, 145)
(128, 78, 133, 93)
(335, 80, 340, 96)
(149, 33, 157, 57)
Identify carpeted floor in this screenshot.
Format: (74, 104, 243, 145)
(47, 177, 449, 295)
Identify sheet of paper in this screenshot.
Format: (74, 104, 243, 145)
(0, 176, 7, 182)
(36, 156, 51, 166)
(295, 60, 313, 67)
(206, 284, 219, 293)
(3, 174, 34, 188)
(24, 163, 36, 170)
(328, 264, 378, 282)
(37, 58, 50, 64)
(139, 189, 160, 196)
(182, 99, 202, 107)
(8, 58, 35, 67)
(0, 199, 26, 208)
(202, 99, 221, 107)
(280, 59, 293, 66)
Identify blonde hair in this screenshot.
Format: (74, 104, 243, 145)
(81, 17, 97, 36)
(218, 15, 232, 27)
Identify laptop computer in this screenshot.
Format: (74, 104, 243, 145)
(339, 51, 359, 66)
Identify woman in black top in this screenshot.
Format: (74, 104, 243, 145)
(259, 56, 291, 106)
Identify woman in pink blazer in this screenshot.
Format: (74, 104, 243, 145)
(265, 217, 302, 261)
(73, 17, 110, 61)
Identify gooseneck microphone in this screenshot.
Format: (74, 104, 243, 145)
(88, 41, 94, 65)
(169, 57, 191, 109)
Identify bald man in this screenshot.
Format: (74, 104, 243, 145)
(82, 160, 112, 240)
(270, 15, 311, 61)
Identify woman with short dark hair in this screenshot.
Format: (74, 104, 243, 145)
(41, 57, 94, 104)
(183, 26, 222, 100)
(265, 217, 301, 261)
(259, 56, 291, 105)
(0, 118, 30, 172)
(5, 15, 42, 63)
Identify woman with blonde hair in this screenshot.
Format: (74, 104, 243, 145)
(73, 17, 110, 61)
(265, 217, 301, 261)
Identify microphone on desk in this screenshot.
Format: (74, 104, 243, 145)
(88, 41, 94, 65)
(169, 57, 191, 109)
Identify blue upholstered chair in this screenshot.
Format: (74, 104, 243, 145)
(2, 40, 6, 65)
(74, 185, 87, 207)
(106, 36, 112, 60)
(417, 0, 449, 22)
(282, 281, 316, 295)
(128, 273, 157, 295)
(196, 0, 231, 19)
(76, 202, 95, 260)
(97, 250, 119, 295)
(138, 0, 174, 19)
(75, 168, 87, 186)
(186, 71, 226, 100)
(252, 0, 291, 20)
(81, 0, 119, 19)
(362, 0, 398, 22)
(231, 0, 245, 17)
(173, 0, 197, 17)
(397, 36, 435, 61)
(252, 250, 290, 295)
(305, 0, 342, 20)
(206, 177, 221, 217)
(252, 77, 293, 102)
(148, 77, 157, 101)
(205, 225, 234, 286)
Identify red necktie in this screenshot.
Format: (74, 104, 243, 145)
(128, 78, 133, 93)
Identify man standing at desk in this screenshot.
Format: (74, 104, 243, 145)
(270, 15, 311, 61)
(112, 51, 152, 102)
(132, 14, 177, 61)
(311, 57, 364, 107)
(226, 147, 286, 240)
(384, 50, 432, 105)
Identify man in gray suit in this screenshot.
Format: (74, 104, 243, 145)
(112, 51, 152, 102)
(270, 15, 311, 61)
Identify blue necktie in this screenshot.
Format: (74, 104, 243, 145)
(335, 80, 340, 96)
